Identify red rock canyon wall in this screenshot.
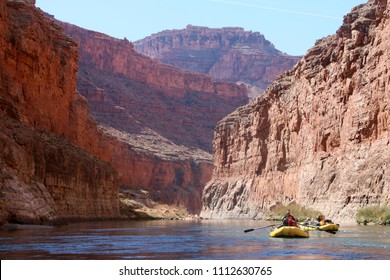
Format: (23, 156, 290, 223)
(57, 21, 253, 213)
(134, 25, 300, 91)
(56, 21, 250, 214)
(201, 0, 390, 222)
(0, 0, 119, 225)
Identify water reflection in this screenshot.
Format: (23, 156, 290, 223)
(0, 220, 389, 260)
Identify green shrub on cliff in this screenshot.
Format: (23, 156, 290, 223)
(356, 206, 390, 225)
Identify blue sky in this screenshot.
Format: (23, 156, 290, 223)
(36, 0, 367, 56)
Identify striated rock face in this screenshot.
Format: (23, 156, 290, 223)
(201, 0, 390, 222)
(1, 1, 78, 139)
(96, 122, 214, 214)
(0, 116, 118, 224)
(54, 22, 249, 213)
(61, 23, 248, 153)
(134, 25, 300, 91)
(0, 0, 119, 225)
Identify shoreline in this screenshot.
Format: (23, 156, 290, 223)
(1, 217, 388, 229)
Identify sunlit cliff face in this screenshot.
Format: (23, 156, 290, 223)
(134, 25, 300, 91)
(201, 0, 390, 222)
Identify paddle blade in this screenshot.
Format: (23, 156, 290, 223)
(244, 229, 254, 233)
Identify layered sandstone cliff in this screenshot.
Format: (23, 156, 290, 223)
(134, 25, 300, 91)
(201, 0, 390, 222)
(0, 0, 119, 224)
(54, 21, 249, 213)
(1, 0, 249, 221)
(60, 23, 248, 154)
(0, 116, 118, 225)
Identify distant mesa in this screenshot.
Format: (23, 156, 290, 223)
(134, 24, 300, 94)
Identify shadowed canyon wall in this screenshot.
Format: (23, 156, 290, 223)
(134, 25, 300, 92)
(201, 0, 390, 222)
(56, 20, 250, 214)
(60, 22, 248, 153)
(0, 0, 119, 224)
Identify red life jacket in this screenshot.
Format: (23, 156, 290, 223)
(287, 215, 297, 226)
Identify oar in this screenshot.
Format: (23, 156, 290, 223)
(244, 223, 280, 233)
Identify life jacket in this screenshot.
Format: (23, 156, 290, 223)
(284, 215, 297, 227)
(287, 215, 296, 226)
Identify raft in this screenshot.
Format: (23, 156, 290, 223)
(319, 223, 339, 231)
(299, 223, 339, 232)
(269, 226, 309, 238)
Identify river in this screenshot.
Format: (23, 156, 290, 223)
(1, 220, 389, 260)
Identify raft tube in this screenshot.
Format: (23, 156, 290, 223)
(270, 226, 309, 238)
(299, 223, 339, 232)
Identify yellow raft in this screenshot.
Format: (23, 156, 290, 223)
(299, 223, 339, 232)
(319, 223, 339, 231)
(270, 226, 309, 238)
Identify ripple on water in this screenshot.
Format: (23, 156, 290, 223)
(1, 221, 390, 259)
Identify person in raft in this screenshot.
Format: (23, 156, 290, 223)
(317, 214, 333, 226)
(282, 210, 297, 226)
